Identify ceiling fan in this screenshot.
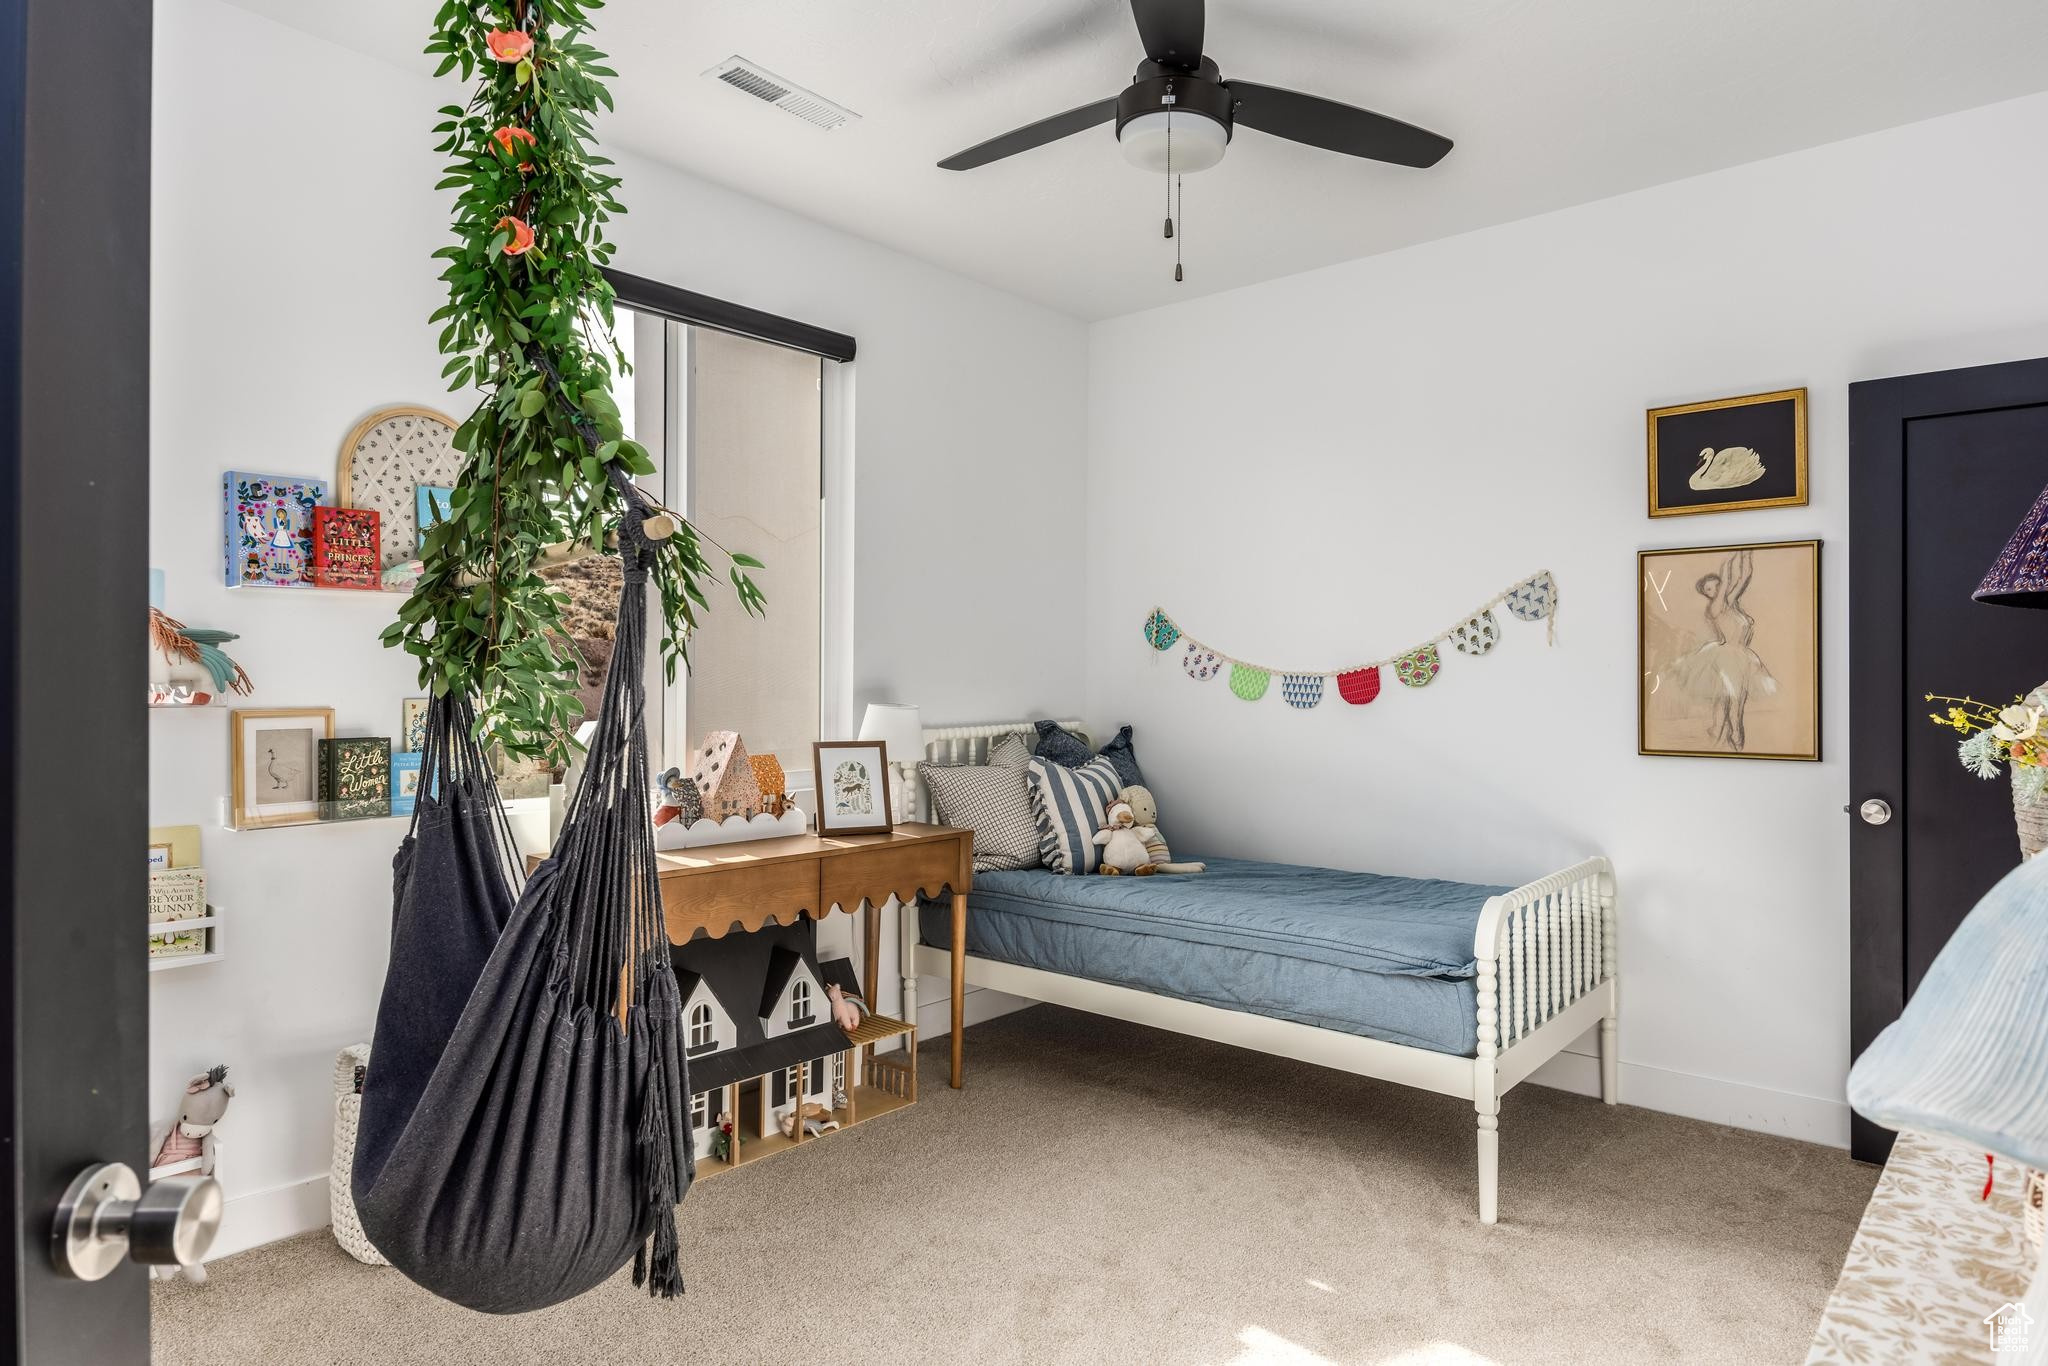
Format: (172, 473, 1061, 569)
(936, 0, 1454, 176)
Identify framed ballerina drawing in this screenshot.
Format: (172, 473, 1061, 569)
(1639, 541, 1820, 761)
(1646, 388, 1807, 517)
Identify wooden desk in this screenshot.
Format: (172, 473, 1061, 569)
(650, 823, 975, 1088)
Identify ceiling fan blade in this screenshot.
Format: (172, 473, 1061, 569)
(1228, 81, 1452, 168)
(1129, 0, 1204, 67)
(937, 97, 1120, 170)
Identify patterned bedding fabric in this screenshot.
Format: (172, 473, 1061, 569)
(957, 857, 1506, 979)
(1806, 1131, 2036, 1364)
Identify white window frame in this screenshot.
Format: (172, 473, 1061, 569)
(688, 1001, 714, 1050)
(789, 978, 812, 1027)
(690, 1091, 711, 1130)
(629, 314, 852, 807)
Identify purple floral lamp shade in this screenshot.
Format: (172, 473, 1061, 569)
(1976, 483, 2048, 608)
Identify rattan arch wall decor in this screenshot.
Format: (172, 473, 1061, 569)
(336, 405, 464, 577)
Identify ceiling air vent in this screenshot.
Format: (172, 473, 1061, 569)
(703, 57, 860, 132)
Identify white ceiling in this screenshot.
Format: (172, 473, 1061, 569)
(222, 0, 2048, 320)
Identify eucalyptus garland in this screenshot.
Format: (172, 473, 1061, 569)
(386, 0, 763, 761)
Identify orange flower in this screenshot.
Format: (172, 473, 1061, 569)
(485, 29, 533, 63)
(492, 124, 537, 171)
(495, 215, 535, 256)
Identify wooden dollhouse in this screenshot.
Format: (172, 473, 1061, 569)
(675, 919, 917, 1176)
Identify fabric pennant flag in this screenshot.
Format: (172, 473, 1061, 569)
(1281, 674, 1324, 710)
(1181, 642, 1222, 681)
(1143, 608, 1180, 651)
(1394, 645, 1441, 688)
(1337, 667, 1381, 706)
(1506, 572, 1555, 624)
(1228, 664, 1270, 701)
(1451, 611, 1499, 656)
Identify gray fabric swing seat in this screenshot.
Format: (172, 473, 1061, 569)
(352, 510, 692, 1314)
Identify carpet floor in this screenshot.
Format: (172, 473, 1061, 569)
(153, 1005, 1874, 1365)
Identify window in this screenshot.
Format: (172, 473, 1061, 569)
(690, 1091, 711, 1130)
(610, 305, 833, 783)
(788, 978, 812, 1028)
(688, 1002, 715, 1052)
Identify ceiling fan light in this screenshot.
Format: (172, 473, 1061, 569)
(1118, 110, 1228, 174)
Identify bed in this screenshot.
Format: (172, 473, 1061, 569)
(904, 721, 1618, 1225)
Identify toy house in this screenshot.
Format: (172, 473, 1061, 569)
(673, 919, 918, 1174)
(690, 730, 764, 822)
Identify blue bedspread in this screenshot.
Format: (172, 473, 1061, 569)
(920, 857, 1512, 1056)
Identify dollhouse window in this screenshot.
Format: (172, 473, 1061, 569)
(690, 1091, 711, 1130)
(688, 1003, 715, 1052)
(789, 979, 813, 1027)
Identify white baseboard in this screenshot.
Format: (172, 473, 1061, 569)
(920, 992, 1853, 1151)
(1526, 1045, 1851, 1148)
(209, 1174, 331, 1261)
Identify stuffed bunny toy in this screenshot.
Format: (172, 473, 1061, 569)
(1120, 785, 1204, 874)
(145, 1065, 233, 1282)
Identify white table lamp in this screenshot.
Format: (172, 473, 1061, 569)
(857, 703, 923, 822)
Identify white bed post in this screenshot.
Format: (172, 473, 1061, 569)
(1473, 941, 1501, 1226)
(1598, 867, 1619, 1106)
(898, 890, 921, 1051)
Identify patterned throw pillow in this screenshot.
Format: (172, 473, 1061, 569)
(917, 762, 1041, 872)
(1025, 755, 1122, 875)
(985, 731, 1033, 768)
(1032, 720, 1146, 790)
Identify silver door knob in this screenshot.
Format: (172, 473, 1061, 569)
(51, 1162, 223, 1281)
(1859, 798, 1894, 826)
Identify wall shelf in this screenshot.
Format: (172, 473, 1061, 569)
(149, 911, 224, 972)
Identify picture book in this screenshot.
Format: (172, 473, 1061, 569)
(224, 472, 327, 588)
(390, 751, 424, 818)
(416, 485, 456, 555)
(311, 507, 381, 590)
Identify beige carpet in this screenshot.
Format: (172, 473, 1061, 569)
(153, 1006, 1874, 1365)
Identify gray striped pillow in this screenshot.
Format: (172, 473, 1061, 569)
(917, 762, 1041, 872)
(1025, 755, 1122, 875)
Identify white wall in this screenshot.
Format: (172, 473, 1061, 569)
(1087, 91, 2048, 1147)
(150, 0, 1087, 1256)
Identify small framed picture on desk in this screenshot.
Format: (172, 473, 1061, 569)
(812, 740, 893, 836)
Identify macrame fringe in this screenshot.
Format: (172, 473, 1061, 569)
(633, 1055, 685, 1299)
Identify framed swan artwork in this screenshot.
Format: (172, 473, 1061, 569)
(1647, 388, 1807, 517)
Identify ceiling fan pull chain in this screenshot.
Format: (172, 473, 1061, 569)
(1174, 174, 1185, 282)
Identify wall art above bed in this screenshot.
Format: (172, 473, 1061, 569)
(1142, 571, 1556, 711)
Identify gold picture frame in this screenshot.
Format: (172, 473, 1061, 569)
(1647, 387, 1808, 517)
(1639, 540, 1820, 761)
(230, 707, 336, 829)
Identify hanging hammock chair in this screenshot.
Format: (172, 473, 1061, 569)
(353, 502, 691, 1314)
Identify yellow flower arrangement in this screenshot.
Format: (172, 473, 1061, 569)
(1927, 691, 2048, 801)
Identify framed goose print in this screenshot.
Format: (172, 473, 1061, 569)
(1647, 388, 1807, 517)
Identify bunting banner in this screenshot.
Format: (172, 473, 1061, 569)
(1144, 571, 1557, 710)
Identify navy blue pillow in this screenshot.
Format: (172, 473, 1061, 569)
(1033, 720, 1145, 790)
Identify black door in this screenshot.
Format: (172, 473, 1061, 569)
(1848, 356, 2048, 1163)
(4, 0, 153, 1359)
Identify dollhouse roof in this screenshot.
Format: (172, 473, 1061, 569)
(670, 919, 851, 1099)
(689, 1021, 850, 1095)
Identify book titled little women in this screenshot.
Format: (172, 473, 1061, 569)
(318, 738, 392, 820)
(311, 507, 381, 590)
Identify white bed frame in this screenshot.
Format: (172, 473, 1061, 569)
(904, 721, 1618, 1225)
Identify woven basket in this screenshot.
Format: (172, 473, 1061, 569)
(2015, 774, 2048, 860)
(329, 1044, 387, 1266)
